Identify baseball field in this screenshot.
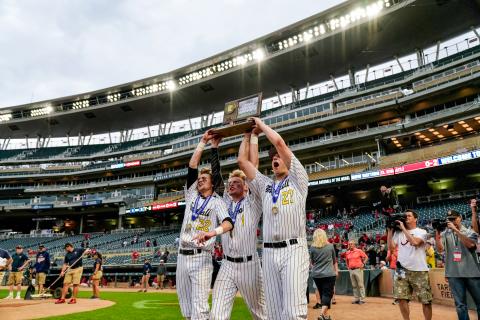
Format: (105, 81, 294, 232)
(1, 288, 474, 320)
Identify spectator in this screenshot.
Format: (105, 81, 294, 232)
(145, 239, 151, 248)
(345, 240, 368, 304)
(377, 244, 388, 265)
(153, 239, 158, 247)
(310, 229, 338, 320)
(0, 248, 13, 285)
(138, 258, 153, 292)
(160, 250, 170, 263)
(425, 241, 436, 268)
(122, 240, 127, 248)
(471, 199, 479, 234)
(387, 209, 432, 320)
(131, 251, 139, 264)
(366, 246, 377, 269)
(387, 245, 399, 305)
(358, 233, 371, 246)
(435, 209, 480, 320)
(90, 252, 103, 299)
(379, 261, 388, 270)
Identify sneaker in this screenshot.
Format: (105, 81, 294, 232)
(15, 296, 21, 300)
(137, 289, 143, 292)
(352, 300, 360, 304)
(55, 299, 66, 304)
(143, 289, 147, 292)
(332, 299, 336, 305)
(392, 299, 399, 305)
(90, 296, 99, 299)
(318, 315, 331, 320)
(68, 298, 77, 304)
(358, 300, 366, 305)
(313, 303, 322, 309)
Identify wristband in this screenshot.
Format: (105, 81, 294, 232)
(196, 141, 206, 151)
(250, 135, 258, 145)
(214, 226, 224, 236)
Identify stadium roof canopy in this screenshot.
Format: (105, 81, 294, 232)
(1, 0, 480, 139)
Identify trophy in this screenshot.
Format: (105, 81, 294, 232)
(211, 93, 262, 137)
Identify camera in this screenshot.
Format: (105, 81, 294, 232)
(386, 213, 407, 231)
(432, 217, 457, 232)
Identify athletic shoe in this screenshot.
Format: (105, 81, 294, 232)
(55, 299, 66, 304)
(392, 299, 399, 305)
(68, 298, 77, 304)
(358, 301, 366, 305)
(143, 289, 147, 292)
(318, 315, 331, 320)
(137, 289, 143, 292)
(15, 296, 21, 300)
(352, 300, 360, 304)
(332, 299, 336, 305)
(313, 303, 322, 309)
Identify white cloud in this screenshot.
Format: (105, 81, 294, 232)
(0, 0, 344, 108)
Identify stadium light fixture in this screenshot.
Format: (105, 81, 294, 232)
(458, 120, 466, 124)
(0, 113, 12, 122)
(452, 131, 458, 135)
(466, 127, 473, 131)
(72, 100, 90, 110)
(31, 106, 53, 117)
(419, 135, 426, 139)
(437, 135, 444, 138)
(131, 80, 176, 96)
(252, 48, 266, 61)
(107, 93, 121, 103)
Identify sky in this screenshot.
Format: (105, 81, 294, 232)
(0, 0, 345, 108)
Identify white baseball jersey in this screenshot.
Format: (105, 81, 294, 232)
(177, 181, 229, 320)
(248, 154, 310, 320)
(179, 181, 229, 251)
(210, 191, 266, 320)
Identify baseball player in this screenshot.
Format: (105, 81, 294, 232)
(55, 243, 90, 304)
(177, 130, 234, 320)
(238, 117, 310, 319)
(208, 134, 266, 320)
(4, 245, 30, 300)
(34, 244, 50, 294)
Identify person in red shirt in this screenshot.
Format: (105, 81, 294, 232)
(131, 251, 139, 264)
(345, 240, 368, 304)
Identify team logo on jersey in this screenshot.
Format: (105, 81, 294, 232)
(265, 179, 289, 193)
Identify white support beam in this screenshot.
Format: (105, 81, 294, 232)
(167, 121, 173, 134)
(188, 118, 193, 131)
(127, 130, 133, 142)
(348, 69, 356, 86)
(305, 82, 310, 99)
(394, 56, 404, 72)
(209, 112, 215, 126)
(364, 64, 370, 84)
(147, 126, 152, 138)
(108, 132, 112, 144)
(25, 136, 29, 149)
(416, 49, 424, 67)
(45, 136, 51, 148)
(472, 26, 480, 40)
(329, 75, 339, 91)
(434, 41, 441, 62)
(275, 91, 283, 107)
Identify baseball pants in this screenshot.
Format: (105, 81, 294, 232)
(177, 252, 213, 320)
(263, 239, 309, 320)
(211, 257, 266, 320)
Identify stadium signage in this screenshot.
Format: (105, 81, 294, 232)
(82, 200, 102, 206)
(110, 160, 142, 170)
(154, 168, 188, 182)
(394, 159, 439, 174)
(308, 175, 350, 186)
(152, 201, 179, 211)
(351, 170, 380, 181)
(32, 204, 54, 210)
(126, 201, 184, 215)
(438, 150, 480, 165)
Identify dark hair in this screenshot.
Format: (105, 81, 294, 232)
(94, 252, 102, 259)
(64, 243, 73, 248)
(268, 146, 278, 160)
(405, 209, 418, 219)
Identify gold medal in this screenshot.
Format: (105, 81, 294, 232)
(185, 223, 192, 232)
(272, 206, 279, 215)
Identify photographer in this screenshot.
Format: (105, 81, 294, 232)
(471, 199, 479, 234)
(387, 209, 433, 320)
(380, 185, 398, 214)
(435, 210, 480, 320)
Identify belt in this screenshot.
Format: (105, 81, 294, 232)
(224, 255, 253, 263)
(263, 238, 298, 248)
(179, 249, 202, 255)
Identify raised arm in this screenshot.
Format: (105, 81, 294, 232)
(249, 128, 261, 169)
(238, 133, 257, 181)
(471, 199, 479, 234)
(250, 117, 293, 169)
(210, 135, 224, 195)
(187, 130, 215, 188)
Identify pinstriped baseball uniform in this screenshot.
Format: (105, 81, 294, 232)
(177, 181, 229, 320)
(210, 191, 267, 320)
(248, 155, 310, 320)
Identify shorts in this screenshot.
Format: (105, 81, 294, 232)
(394, 270, 432, 304)
(157, 274, 165, 283)
(64, 267, 83, 285)
(36, 272, 47, 285)
(7, 271, 23, 286)
(91, 271, 103, 281)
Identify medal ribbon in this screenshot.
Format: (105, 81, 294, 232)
(271, 176, 288, 204)
(228, 198, 244, 224)
(191, 195, 212, 221)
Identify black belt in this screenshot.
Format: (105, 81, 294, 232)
(264, 238, 298, 248)
(179, 249, 202, 255)
(224, 255, 253, 263)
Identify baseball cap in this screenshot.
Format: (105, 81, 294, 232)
(447, 210, 461, 219)
(39, 244, 45, 248)
(64, 243, 73, 248)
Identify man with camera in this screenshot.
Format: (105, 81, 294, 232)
(387, 210, 433, 320)
(435, 209, 480, 320)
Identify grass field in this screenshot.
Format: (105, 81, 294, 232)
(0, 289, 252, 320)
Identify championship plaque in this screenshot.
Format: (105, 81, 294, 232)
(212, 93, 262, 137)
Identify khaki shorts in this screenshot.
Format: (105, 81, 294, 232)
(0, 271, 5, 285)
(7, 271, 23, 286)
(394, 270, 432, 304)
(157, 274, 165, 283)
(91, 271, 103, 281)
(64, 267, 83, 285)
(36, 272, 47, 285)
